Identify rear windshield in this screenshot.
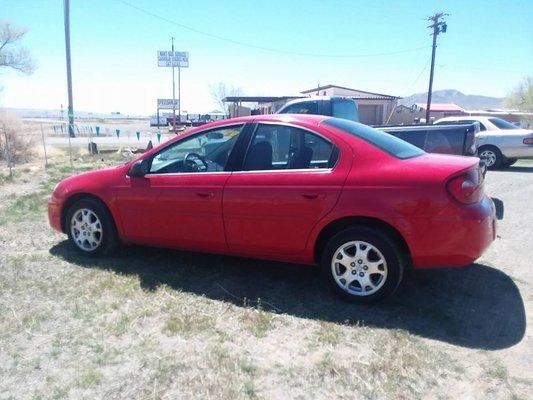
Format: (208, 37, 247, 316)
(324, 118, 425, 159)
(278, 101, 319, 115)
(332, 99, 358, 121)
(488, 117, 518, 130)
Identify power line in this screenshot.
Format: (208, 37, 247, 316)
(117, 0, 429, 59)
(404, 56, 432, 94)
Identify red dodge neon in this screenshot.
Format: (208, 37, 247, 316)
(48, 115, 496, 303)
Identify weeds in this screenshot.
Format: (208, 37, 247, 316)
(240, 298, 275, 338)
(164, 312, 215, 337)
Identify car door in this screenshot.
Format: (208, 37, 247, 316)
(223, 122, 351, 256)
(116, 124, 246, 252)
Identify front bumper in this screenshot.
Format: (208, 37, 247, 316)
(48, 196, 63, 233)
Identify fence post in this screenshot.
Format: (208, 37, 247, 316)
(67, 124, 73, 167)
(40, 123, 48, 167)
(3, 124, 13, 179)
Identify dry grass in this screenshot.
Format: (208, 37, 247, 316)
(0, 112, 36, 164)
(0, 146, 531, 399)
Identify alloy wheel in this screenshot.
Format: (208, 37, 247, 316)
(70, 208, 103, 251)
(480, 150, 497, 167)
(331, 240, 388, 296)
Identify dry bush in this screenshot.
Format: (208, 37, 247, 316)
(0, 111, 35, 164)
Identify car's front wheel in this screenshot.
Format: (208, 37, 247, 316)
(66, 198, 118, 256)
(320, 227, 404, 303)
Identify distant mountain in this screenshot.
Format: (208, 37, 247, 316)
(399, 89, 503, 110)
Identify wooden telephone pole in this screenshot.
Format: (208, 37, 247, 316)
(425, 12, 448, 124)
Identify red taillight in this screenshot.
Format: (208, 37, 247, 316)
(446, 168, 483, 204)
(523, 137, 533, 145)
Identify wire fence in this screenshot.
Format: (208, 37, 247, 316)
(1, 121, 177, 174)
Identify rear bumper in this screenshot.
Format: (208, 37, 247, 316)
(48, 197, 63, 233)
(410, 196, 496, 268)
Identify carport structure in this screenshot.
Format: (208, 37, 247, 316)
(223, 85, 400, 125)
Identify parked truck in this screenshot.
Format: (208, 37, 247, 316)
(376, 123, 479, 157)
(276, 96, 359, 122)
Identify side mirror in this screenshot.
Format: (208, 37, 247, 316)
(127, 159, 149, 177)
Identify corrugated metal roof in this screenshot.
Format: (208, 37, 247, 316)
(223, 96, 304, 103)
(301, 84, 400, 99)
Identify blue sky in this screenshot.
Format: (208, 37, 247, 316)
(1, 0, 532, 115)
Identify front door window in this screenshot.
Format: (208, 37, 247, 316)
(149, 125, 243, 174)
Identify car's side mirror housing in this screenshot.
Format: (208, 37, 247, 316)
(127, 159, 149, 177)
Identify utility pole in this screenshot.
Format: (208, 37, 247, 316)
(171, 37, 176, 130)
(64, 0, 75, 137)
(425, 12, 448, 124)
(178, 51, 181, 125)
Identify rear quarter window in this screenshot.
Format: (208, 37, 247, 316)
(324, 118, 425, 159)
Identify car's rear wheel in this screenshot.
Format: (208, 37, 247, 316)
(320, 227, 404, 304)
(66, 198, 118, 256)
(479, 146, 502, 169)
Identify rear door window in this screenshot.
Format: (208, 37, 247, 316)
(243, 124, 337, 171)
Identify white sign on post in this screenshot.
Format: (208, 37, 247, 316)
(157, 99, 180, 109)
(157, 51, 189, 67)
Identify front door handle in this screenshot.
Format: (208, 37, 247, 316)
(301, 193, 319, 199)
(196, 191, 214, 198)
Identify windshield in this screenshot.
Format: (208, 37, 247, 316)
(489, 117, 519, 130)
(324, 118, 425, 159)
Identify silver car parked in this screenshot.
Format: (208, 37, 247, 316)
(435, 116, 533, 169)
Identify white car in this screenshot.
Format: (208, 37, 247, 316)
(434, 116, 533, 169)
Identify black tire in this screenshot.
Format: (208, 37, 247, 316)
(479, 145, 502, 169)
(502, 158, 518, 167)
(320, 227, 404, 304)
(65, 198, 118, 257)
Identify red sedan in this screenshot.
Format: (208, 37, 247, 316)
(48, 115, 496, 303)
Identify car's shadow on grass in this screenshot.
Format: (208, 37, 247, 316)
(50, 242, 525, 350)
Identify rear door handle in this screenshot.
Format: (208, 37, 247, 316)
(196, 191, 214, 198)
(301, 193, 319, 199)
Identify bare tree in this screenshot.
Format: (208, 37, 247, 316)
(505, 76, 533, 127)
(0, 21, 36, 74)
(209, 82, 242, 116)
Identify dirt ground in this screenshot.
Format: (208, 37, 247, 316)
(0, 150, 531, 400)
